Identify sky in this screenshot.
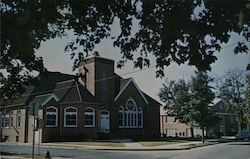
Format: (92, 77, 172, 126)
(35, 31, 249, 103)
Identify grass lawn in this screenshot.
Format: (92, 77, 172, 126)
(1, 152, 44, 159)
(137, 140, 188, 147)
(59, 141, 125, 147)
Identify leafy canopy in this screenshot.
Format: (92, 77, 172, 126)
(159, 71, 215, 127)
(216, 69, 246, 130)
(159, 79, 190, 123)
(1, 0, 250, 100)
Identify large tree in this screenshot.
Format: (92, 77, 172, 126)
(1, 0, 250, 100)
(217, 69, 247, 131)
(189, 71, 215, 143)
(245, 72, 250, 129)
(159, 72, 215, 142)
(159, 79, 197, 137)
(159, 79, 191, 121)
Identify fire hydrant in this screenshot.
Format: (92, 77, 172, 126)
(45, 150, 51, 159)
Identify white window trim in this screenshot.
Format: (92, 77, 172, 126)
(46, 106, 58, 128)
(4, 114, 10, 128)
(114, 78, 149, 105)
(119, 98, 144, 129)
(64, 107, 78, 128)
(138, 107, 143, 128)
(84, 107, 95, 128)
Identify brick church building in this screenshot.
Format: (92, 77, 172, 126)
(0, 56, 160, 143)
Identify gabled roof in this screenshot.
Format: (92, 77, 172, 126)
(114, 78, 149, 105)
(31, 93, 59, 107)
(142, 92, 161, 106)
(209, 98, 225, 107)
(0, 71, 74, 107)
(56, 80, 97, 104)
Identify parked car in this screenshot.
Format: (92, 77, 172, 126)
(235, 130, 250, 140)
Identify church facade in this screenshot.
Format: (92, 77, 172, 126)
(0, 56, 160, 143)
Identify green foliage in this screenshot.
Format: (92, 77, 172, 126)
(189, 71, 215, 128)
(217, 69, 246, 130)
(1, 0, 250, 100)
(159, 71, 215, 142)
(159, 79, 190, 123)
(159, 71, 215, 128)
(245, 76, 250, 123)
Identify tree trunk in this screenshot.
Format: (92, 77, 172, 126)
(202, 127, 205, 144)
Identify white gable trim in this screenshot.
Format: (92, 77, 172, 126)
(114, 78, 149, 105)
(42, 94, 59, 106)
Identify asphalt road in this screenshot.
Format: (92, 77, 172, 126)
(0, 142, 250, 159)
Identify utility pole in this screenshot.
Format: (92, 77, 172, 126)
(30, 102, 38, 159)
(32, 113, 35, 159)
(32, 103, 36, 159)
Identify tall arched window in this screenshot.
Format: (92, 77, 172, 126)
(119, 98, 143, 128)
(118, 106, 124, 128)
(84, 108, 95, 127)
(138, 107, 143, 128)
(64, 107, 77, 127)
(46, 106, 58, 127)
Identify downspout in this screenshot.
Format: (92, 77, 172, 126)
(60, 104, 62, 137)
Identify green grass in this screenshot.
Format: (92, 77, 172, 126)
(137, 140, 188, 147)
(59, 141, 125, 147)
(1, 152, 44, 159)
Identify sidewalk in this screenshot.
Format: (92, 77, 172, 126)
(0, 139, 209, 151)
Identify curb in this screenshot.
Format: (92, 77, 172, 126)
(1, 142, 221, 152)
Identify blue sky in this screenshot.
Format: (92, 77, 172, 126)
(35, 31, 249, 102)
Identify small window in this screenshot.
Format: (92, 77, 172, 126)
(166, 116, 175, 123)
(46, 107, 58, 127)
(64, 107, 77, 127)
(166, 129, 177, 137)
(4, 114, 10, 128)
(84, 108, 95, 127)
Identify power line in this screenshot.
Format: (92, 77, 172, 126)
(1, 41, 246, 100)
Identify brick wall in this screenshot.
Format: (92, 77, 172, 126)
(1, 108, 26, 142)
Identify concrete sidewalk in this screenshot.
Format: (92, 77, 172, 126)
(0, 140, 208, 151)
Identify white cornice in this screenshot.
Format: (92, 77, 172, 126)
(114, 78, 149, 105)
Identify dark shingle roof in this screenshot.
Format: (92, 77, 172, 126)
(1, 71, 75, 107)
(143, 92, 161, 107)
(60, 82, 97, 104)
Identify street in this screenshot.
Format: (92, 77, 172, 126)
(0, 142, 249, 159)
